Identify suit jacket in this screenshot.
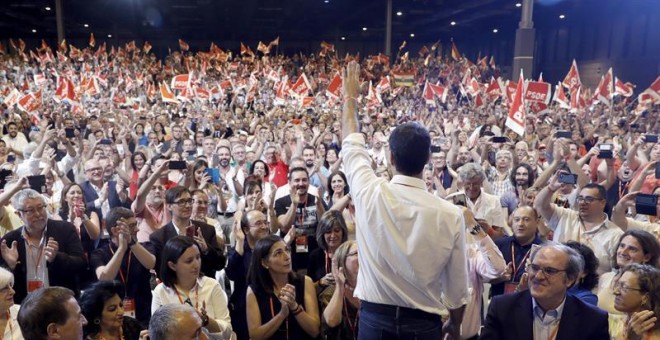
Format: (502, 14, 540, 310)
(149, 220, 225, 279)
(80, 180, 132, 219)
(0, 219, 86, 303)
(480, 290, 609, 340)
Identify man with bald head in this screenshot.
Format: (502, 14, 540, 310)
(81, 159, 131, 220)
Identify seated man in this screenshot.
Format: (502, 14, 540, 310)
(149, 303, 211, 340)
(17, 287, 88, 340)
(481, 243, 609, 339)
(0, 188, 86, 303)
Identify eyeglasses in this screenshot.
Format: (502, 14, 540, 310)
(193, 200, 209, 206)
(576, 196, 603, 204)
(250, 220, 269, 228)
(171, 199, 193, 206)
(613, 281, 644, 294)
(526, 263, 567, 277)
(85, 167, 103, 173)
(19, 205, 46, 216)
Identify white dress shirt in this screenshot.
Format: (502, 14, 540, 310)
(342, 133, 469, 315)
(466, 189, 512, 236)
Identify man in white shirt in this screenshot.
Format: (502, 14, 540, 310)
(341, 61, 468, 340)
(2, 122, 28, 157)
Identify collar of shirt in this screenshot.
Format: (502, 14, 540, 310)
(583, 213, 611, 235)
(21, 225, 49, 246)
(171, 219, 191, 236)
(390, 175, 426, 191)
(532, 296, 566, 326)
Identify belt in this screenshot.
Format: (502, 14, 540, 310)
(360, 301, 441, 322)
(222, 212, 235, 218)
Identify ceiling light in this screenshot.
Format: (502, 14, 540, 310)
(450, 21, 456, 26)
(108, 34, 112, 38)
(362, 27, 367, 31)
(341, 37, 346, 40)
(324, 0, 329, 3)
(515, 3, 521, 7)
(84, 24, 89, 28)
(410, 33, 415, 37)
(493, 28, 498, 33)
(559, 14, 565, 19)
(32, 29, 37, 33)
(45, 6, 51, 11)
(396, 11, 402, 16)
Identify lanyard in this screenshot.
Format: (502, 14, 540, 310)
(269, 296, 288, 340)
(618, 180, 630, 200)
(108, 245, 132, 294)
(297, 199, 308, 227)
(511, 243, 531, 282)
(26, 234, 46, 277)
(343, 297, 359, 339)
(174, 282, 199, 310)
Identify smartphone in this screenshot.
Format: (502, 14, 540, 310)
(452, 193, 467, 207)
(554, 131, 572, 139)
(99, 139, 112, 145)
(656, 163, 660, 179)
(645, 135, 658, 143)
(492, 136, 507, 143)
(116, 144, 125, 156)
(598, 144, 613, 159)
(635, 194, 658, 216)
(558, 173, 578, 185)
(28, 175, 46, 193)
(65, 128, 76, 138)
(206, 168, 221, 184)
(437, 137, 447, 145)
(185, 225, 197, 237)
(47, 120, 56, 130)
(430, 145, 442, 153)
(7, 154, 15, 163)
(168, 160, 187, 170)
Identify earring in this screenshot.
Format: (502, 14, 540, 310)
(94, 319, 100, 325)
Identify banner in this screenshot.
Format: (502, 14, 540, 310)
(505, 70, 526, 136)
(524, 81, 552, 104)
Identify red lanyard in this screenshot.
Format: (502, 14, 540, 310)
(343, 297, 359, 338)
(324, 251, 331, 274)
(511, 243, 531, 282)
(108, 245, 132, 291)
(26, 235, 46, 276)
(174, 282, 199, 309)
(618, 181, 630, 199)
(269, 296, 288, 340)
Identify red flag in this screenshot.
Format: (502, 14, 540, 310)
(269, 37, 280, 47)
(240, 42, 248, 55)
(553, 82, 570, 109)
(326, 74, 342, 99)
(505, 80, 517, 104)
(524, 81, 552, 105)
(144, 41, 152, 54)
(376, 76, 391, 93)
(126, 41, 137, 52)
(33, 73, 47, 87)
(643, 76, 660, 101)
(429, 82, 448, 103)
(89, 33, 96, 47)
(18, 39, 26, 52)
(423, 81, 436, 106)
(569, 86, 585, 112)
(64, 78, 79, 106)
(17, 90, 43, 113)
(366, 81, 382, 108)
(290, 73, 311, 97)
(3, 88, 20, 107)
(485, 77, 504, 99)
(179, 39, 189, 51)
(451, 41, 461, 61)
(39, 39, 49, 52)
(257, 41, 270, 54)
(505, 70, 526, 136)
(399, 41, 406, 51)
(418, 46, 430, 57)
(160, 83, 178, 103)
(538, 73, 544, 83)
(489, 56, 496, 68)
(467, 77, 481, 96)
(474, 93, 485, 108)
(594, 68, 613, 106)
(300, 96, 315, 109)
(171, 73, 191, 90)
(614, 77, 634, 97)
(274, 77, 289, 105)
(320, 41, 335, 52)
(562, 59, 581, 90)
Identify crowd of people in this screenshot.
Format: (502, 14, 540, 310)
(0, 38, 658, 340)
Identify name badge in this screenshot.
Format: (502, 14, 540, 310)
(123, 298, 136, 318)
(28, 279, 44, 293)
(295, 235, 309, 253)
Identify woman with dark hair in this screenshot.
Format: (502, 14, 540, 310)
(151, 236, 232, 338)
(307, 211, 349, 289)
(613, 264, 660, 339)
(128, 151, 147, 201)
(319, 240, 359, 340)
(133, 123, 148, 147)
(248, 162, 276, 207)
(152, 122, 167, 143)
(564, 241, 600, 306)
(596, 230, 660, 338)
(326, 171, 356, 240)
(246, 235, 320, 339)
(325, 148, 342, 174)
(188, 159, 221, 220)
(54, 183, 101, 256)
(79, 280, 144, 340)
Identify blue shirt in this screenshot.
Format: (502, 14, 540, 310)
(492, 235, 543, 297)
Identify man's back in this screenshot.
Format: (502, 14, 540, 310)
(342, 133, 468, 315)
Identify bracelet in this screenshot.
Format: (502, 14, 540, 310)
(292, 305, 304, 316)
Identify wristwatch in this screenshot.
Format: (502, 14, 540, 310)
(469, 224, 482, 235)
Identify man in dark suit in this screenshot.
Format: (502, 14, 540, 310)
(149, 186, 225, 278)
(81, 158, 131, 220)
(480, 243, 609, 340)
(0, 188, 86, 303)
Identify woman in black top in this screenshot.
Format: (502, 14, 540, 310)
(307, 211, 348, 289)
(246, 235, 320, 340)
(79, 280, 144, 340)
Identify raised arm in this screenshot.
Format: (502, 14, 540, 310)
(133, 160, 169, 214)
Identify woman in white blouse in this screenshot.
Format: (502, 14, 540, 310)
(151, 236, 233, 339)
(0, 267, 22, 339)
